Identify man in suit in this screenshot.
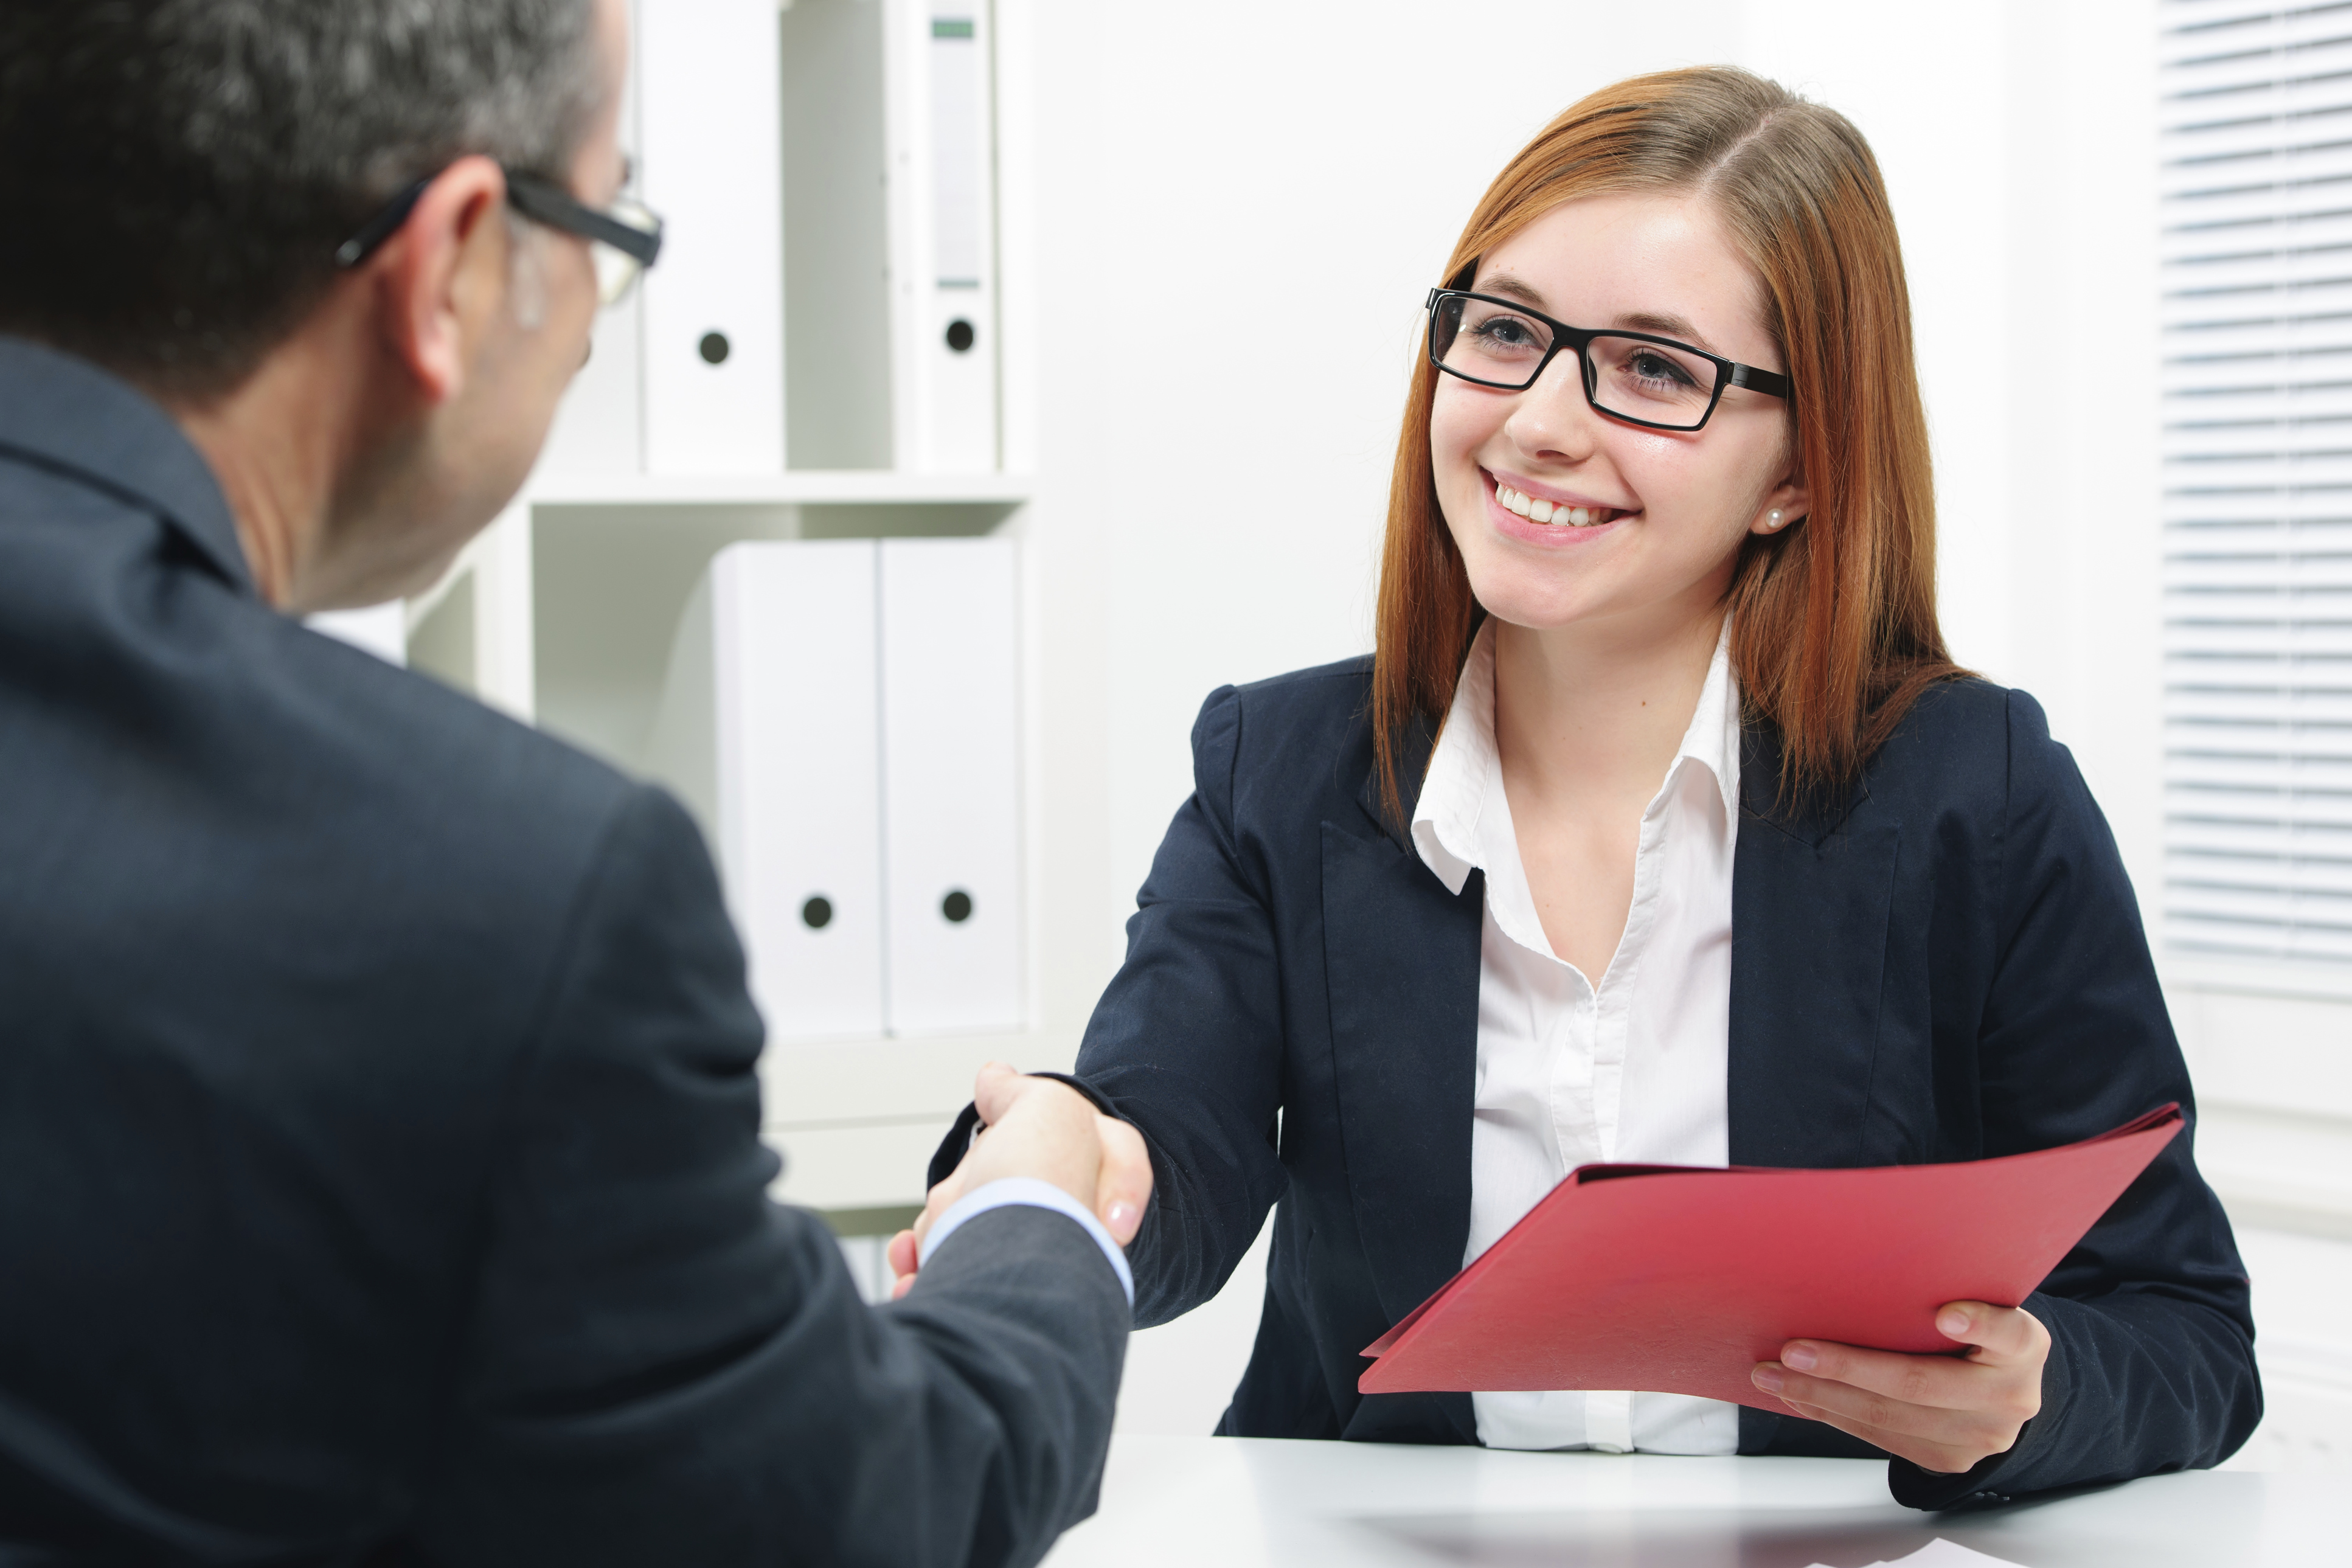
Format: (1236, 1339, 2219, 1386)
(0, 1, 1146, 1561)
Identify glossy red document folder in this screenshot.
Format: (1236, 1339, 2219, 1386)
(1359, 1104, 2183, 1411)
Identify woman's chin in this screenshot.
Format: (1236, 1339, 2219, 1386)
(1465, 577, 1611, 634)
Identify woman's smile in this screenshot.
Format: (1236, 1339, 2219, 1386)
(1477, 470, 1627, 550)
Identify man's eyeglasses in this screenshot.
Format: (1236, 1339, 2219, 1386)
(335, 166, 664, 308)
(1426, 288, 1792, 433)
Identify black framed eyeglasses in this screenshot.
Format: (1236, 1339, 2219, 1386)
(335, 165, 664, 307)
(1426, 288, 1791, 433)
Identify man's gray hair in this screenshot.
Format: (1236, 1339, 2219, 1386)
(0, 0, 604, 399)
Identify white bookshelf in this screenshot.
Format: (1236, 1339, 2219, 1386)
(389, 0, 1092, 1216)
(404, 490, 1080, 1216)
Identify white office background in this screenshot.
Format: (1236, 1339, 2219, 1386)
(327, 0, 2348, 1472)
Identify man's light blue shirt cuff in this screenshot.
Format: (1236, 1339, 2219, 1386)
(917, 1176, 1135, 1305)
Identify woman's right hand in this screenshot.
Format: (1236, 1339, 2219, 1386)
(886, 1062, 1151, 1299)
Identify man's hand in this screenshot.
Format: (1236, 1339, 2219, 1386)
(1750, 1302, 2049, 1474)
(885, 1063, 1151, 1299)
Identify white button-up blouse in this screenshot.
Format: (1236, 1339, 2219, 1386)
(1410, 616, 1742, 1455)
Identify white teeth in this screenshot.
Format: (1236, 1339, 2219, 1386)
(1497, 480, 1619, 527)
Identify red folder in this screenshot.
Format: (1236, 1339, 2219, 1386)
(1359, 1105, 2182, 1410)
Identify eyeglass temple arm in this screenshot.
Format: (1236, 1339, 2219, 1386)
(334, 177, 432, 268)
(335, 168, 665, 271)
(502, 170, 664, 266)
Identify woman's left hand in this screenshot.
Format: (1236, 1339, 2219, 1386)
(1751, 1301, 2050, 1474)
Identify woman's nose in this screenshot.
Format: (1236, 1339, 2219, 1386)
(1502, 351, 1600, 460)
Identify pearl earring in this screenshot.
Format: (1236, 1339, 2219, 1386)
(1766, 509, 1783, 530)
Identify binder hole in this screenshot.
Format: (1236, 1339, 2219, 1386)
(801, 895, 833, 930)
(944, 318, 976, 353)
(698, 331, 731, 364)
(941, 889, 974, 923)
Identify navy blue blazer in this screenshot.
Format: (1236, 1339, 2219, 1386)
(1069, 656, 2258, 1508)
(0, 337, 1126, 1565)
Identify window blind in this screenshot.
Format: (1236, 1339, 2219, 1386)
(2162, 1, 2352, 963)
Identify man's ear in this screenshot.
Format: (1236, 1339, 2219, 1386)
(370, 156, 509, 406)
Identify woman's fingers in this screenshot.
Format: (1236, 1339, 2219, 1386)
(899, 1061, 1027, 1282)
(1754, 1358, 2028, 1457)
(1771, 1396, 1988, 1475)
(1095, 1115, 1152, 1244)
(1767, 1338, 1984, 1413)
(886, 1223, 928, 1299)
(890, 1177, 966, 1294)
(887, 1224, 921, 1300)
(906, 1173, 962, 1253)
(1934, 1301, 2048, 1367)
(968, 1063, 1153, 1244)
(970, 1060, 1024, 1125)
(890, 1067, 1151, 1302)
(1765, 1313, 2044, 1420)
(1750, 1303, 2050, 1474)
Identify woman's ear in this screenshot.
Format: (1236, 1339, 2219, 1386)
(1749, 463, 1811, 538)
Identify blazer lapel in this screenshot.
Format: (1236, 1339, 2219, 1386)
(1322, 719, 1483, 1331)
(1727, 722, 1902, 1170)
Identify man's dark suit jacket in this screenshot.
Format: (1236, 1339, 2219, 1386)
(1058, 652, 2260, 1510)
(0, 336, 1126, 1566)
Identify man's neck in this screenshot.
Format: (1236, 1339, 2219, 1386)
(165, 312, 374, 611)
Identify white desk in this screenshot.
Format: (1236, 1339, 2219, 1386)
(1042, 1436, 2336, 1567)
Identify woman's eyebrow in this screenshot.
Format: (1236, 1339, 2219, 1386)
(1481, 279, 1720, 354)
(1614, 310, 1715, 352)
(1479, 276, 1552, 310)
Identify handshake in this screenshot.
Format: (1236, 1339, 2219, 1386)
(887, 1064, 1154, 1299)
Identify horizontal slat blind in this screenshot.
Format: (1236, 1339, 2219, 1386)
(2163, 1, 2352, 963)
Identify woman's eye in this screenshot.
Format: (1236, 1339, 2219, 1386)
(1627, 350, 1695, 386)
(1471, 316, 1543, 352)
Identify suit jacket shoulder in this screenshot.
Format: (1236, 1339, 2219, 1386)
(1862, 674, 2043, 814)
(1201, 655, 1376, 776)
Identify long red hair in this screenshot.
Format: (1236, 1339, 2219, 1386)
(1373, 66, 1959, 818)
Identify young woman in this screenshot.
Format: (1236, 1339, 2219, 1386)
(938, 65, 2258, 1507)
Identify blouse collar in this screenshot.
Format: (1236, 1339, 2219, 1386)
(1411, 616, 1742, 897)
